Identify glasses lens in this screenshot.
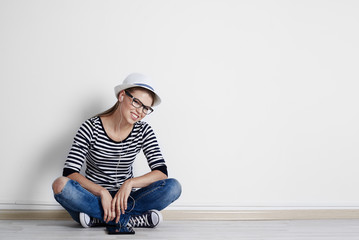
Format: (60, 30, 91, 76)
(132, 98, 142, 108)
(130, 96, 154, 115)
(144, 107, 153, 115)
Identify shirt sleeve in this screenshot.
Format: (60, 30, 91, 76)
(142, 123, 168, 176)
(62, 119, 94, 176)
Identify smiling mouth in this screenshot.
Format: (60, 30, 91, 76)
(131, 112, 139, 120)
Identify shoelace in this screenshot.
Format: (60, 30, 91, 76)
(91, 217, 102, 225)
(129, 214, 150, 227)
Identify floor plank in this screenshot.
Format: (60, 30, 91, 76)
(1, 219, 359, 239)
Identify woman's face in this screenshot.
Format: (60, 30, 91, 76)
(119, 88, 154, 124)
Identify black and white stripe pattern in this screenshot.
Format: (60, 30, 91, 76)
(63, 116, 167, 191)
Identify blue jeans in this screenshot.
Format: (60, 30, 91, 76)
(54, 178, 181, 227)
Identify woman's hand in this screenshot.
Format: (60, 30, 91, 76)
(112, 179, 133, 223)
(100, 188, 114, 223)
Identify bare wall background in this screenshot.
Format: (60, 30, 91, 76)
(1, 0, 359, 210)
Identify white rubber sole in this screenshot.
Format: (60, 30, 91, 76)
(79, 212, 90, 228)
(151, 210, 163, 227)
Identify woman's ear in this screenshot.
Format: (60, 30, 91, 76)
(118, 91, 125, 102)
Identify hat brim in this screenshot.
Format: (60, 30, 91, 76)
(114, 84, 161, 107)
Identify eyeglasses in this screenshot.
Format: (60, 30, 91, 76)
(124, 90, 154, 115)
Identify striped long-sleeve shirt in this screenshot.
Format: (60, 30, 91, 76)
(63, 116, 167, 191)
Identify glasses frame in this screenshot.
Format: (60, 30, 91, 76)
(124, 90, 154, 115)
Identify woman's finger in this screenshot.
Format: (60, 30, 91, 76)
(110, 197, 117, 221)
(103, 209, 108, 222)
(120, 194, 124, 215)
(121, 193, 128, 215)
(115, 205, 121, 224)
(115, 197, 121, 223)
(123, 194, 128, 215)
(111, 196, 116, 213)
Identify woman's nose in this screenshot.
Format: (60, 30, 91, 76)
(135, 107, 143, 115)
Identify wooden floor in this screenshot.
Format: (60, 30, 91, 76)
(1, 219, 359, 239)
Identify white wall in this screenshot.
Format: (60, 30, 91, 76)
(1, 0, 359, 210)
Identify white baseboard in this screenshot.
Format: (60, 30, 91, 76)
(0, 203, 64, 210)
(2, 203, 359, 211)
(1, 203, 359, 220)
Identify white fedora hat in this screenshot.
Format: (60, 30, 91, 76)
(114, 73, 161, 106)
